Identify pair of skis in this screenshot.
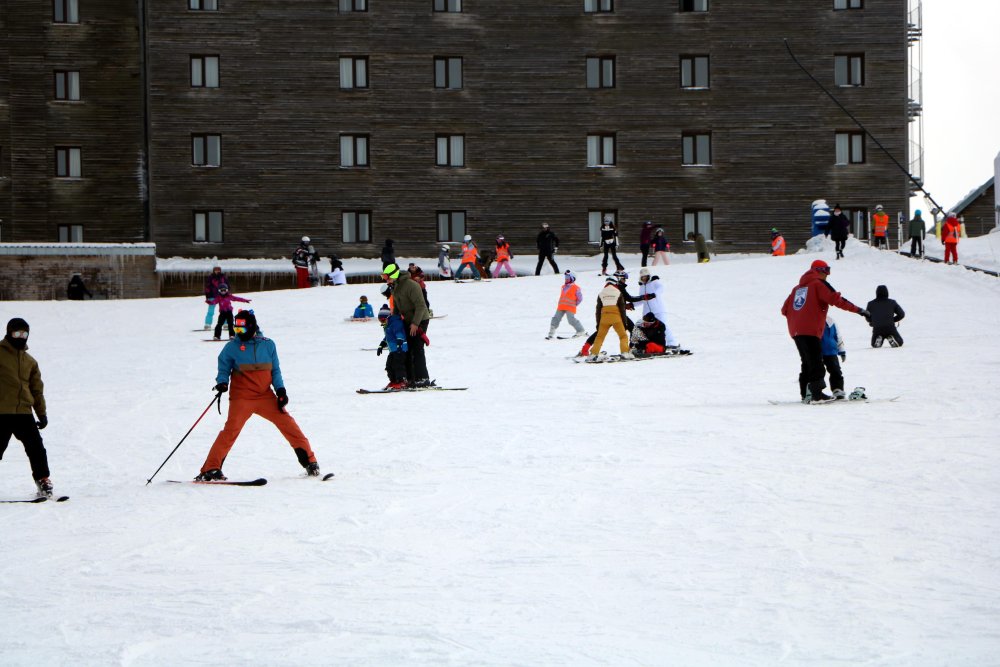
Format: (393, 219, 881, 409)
(572, 350, 692, 363)
(166, 472, 335, 486)
(357, 386, 467, 394)
(1, 495, 70, 504)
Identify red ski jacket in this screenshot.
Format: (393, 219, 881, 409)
(781, 268, 860, 338)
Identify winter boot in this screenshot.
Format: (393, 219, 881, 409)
(803, 387, 833, 404)
(305, 462, 321, 477)
(572, 330, 587, 338)
(619, 352, 635, 360)
(545, 329, 555, 340)
(833, 388, 847, 400)
(873, 336, 884, 348)
(35, 477, 53, 498)
(194, 468, 227, 482)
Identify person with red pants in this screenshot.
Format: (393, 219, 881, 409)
(292, 236, 313, 288)
(872, 205, 890, 249)
(942, 213, 961, 265)
(197, 310, 320, 480)
(781, 260, 868, 403)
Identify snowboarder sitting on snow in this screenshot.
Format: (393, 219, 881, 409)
(631, 313, 668, 355)
(207, 284, 252, 340)
(376, 304, 409, 390)
(352, 295, 374, 320)
(864, 285, 905, 348)
(197, 310, 320, 481)
(820, 316, 847, 400)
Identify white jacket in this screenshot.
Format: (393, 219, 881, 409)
(639, 277, 667, 320)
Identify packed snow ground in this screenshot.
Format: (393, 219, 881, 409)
(3, 238, 1000, 666)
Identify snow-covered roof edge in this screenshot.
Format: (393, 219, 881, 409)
(949, 176, 995, 215)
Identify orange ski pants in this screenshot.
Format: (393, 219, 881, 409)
(201, 396, 316, 472)
(592, 306, 630, 355)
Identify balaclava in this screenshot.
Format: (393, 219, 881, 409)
(234, 310, 258, 342)
(5, 317, 30, 350)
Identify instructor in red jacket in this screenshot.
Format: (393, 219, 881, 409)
(781, 260, 868, 403)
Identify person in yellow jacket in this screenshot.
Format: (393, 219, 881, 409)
(0, 318, 54, 498)
(872, 205, 890, 249)
(770, 228, 786, 256)
(547, 270, 586, 339)
(589, 276, 633, 360)
(455, 234, 481, 280)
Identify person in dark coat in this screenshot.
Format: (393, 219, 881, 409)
(535, 223, 560, 275)
(864, 285, 905, 347)
(828, 204, 851, 259)
(599, 217, 625, 275)
(908, 210, 926, 258)
(639, 221, 654, 267)
(381, 239, 396, 270)
(67, 274, 92, 300)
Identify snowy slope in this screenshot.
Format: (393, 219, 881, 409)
(2, 240, 999, 666)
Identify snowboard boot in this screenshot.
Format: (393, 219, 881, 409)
(35, 477, 54, 499)
(873, 336, 884, 348)
(848, 387, 867, 401)
(803, 387, 833, 404)
(194, 468, 226, 482)
(833, 388, 847, 400)
(888, 336, 900, 348)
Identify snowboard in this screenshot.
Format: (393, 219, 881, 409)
(573, 351, 692, 363)
(767, 396, 900, 406)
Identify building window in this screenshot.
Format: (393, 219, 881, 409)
(192, 134, 222, 167)
(436, 134, 465, 167)
(189, 0, 218, 10)
(684, 209, 713, 241)
(340, 134, 369, 167)
(191, 56, 220, 88)
(833, 0, 863, 9)
(437, 211, 466, 241)
(682, 132, 712, 165)
(835, 131, 865, 164)
(342, 211, 371, 243)
(680, 0, 708, 11)
(58, 224, 84, 243)
(339, 0, 367, 11)
(587, 134, 616, 167)
(433, 0, 462, 12)
(834, 54, 864, 86)
(680, 55, 709, 89)
(340, 57, 369, 89)
(194, 211, 224, 243)
(588, 210, 616, 243)
(54, 0, 79, 23)
(55, 147, 82, 178)
(434, 57, 463, 89)
(584, 0, 613, 13)
(54, 71, 81, 101)
(586, 57, 615, 89)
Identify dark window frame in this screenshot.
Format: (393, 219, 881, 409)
(433, 0, 462, 12)
(588, 209, 617, 243)
(680, 0, 708, 12)
(435, 134, 466, 167)
(342, 210, 372, 243)
(53, 0, 79, 23)
(339, 0, 368, 11)
(190, 55, 220, 88)
(680, 55, 710, 89)
(55, 146, 82, 178)
(584, 0, 614, 14)
(586, 56, 616, 89)
(191, 134, 222, 167)
(833, 0, 863, 9)
(587, 133, 617, 167)
(57, 224, 84, 243)
(340, 134, 370, 167)
(436, 211, 467, 242)
(193, 210, 224, 243)
(683, 209, 714, 241)
(682, 131, 712, 166)
(834, 53, 865, 87)
(189, 0, 219, 10)
(54, 70, 81, 101)
(835, 131, 866, 164)
(434, 56, 463, 89)
(339, 56, 369, 89)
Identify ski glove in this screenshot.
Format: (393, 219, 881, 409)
(840, 352, 847, 363)
(376, 345, 384, 356)
(214, 383, 229, 393)
(36, 414, 48, 430)
(858, 308, 870, 318)
(276, 387, 289, 410)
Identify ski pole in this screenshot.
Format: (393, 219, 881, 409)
(145, 392, 223, 485)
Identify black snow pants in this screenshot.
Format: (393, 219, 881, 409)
(215, 311, 234, 339)
(822, 355, 844, 393)
(871, 325, 903, 348)
(793, 335, 827, 398)
(0, 414, 50, 481)
(535, 252, 559, 275)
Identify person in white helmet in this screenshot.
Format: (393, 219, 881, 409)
(438, 244, 453, 279)
(455, 234, 481, 280)
(292, 236, 313, 288)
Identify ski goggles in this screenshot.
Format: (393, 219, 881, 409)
(233, 319, 248, 334)
(8, 330, 28, 339)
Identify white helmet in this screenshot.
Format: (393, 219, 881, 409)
(441, 244, 450, 252)
(463, 234, 472, 242)
(301, 236, 310, 243)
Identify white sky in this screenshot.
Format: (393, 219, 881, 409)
(912, 0, 1000, 215)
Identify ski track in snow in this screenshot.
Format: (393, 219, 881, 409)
(2, 238, 1000, 665)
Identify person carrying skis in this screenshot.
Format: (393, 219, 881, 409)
(771, 228, 786, 256)
(635, 267, 681, 349)
(197, 310, 320, 481)
(455, 235, 481, 280)
(492, 235, 515, 278)
(828, 204, 850, 259)
(599, 217, 625, 275)
(203, 266, 228, 330)
(292, 237, 314, 288)
(872, 205, 890, 249)
(208, 284, 252, 340)
(535, 223, 560, 275)
(820, 316, 847, 400)
(589, 276, 632, 360)
(908, 210, 926, 257)
(0, 318, 54, 498)
(651, 228, 670, 265)
(376, 304, 409, 390)
(383, 263, 432, 387)
(547, 270, 587, 339)
(438, 244, 453, 279)
(864, 285, 905, 347)
(942, 213, 961, 265)
(780, 259, 868, 403)
(352, 295, 374, 320)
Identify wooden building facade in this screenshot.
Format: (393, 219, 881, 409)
(2, 0, 914, 259)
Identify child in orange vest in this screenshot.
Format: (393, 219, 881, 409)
(492, 235, 516, 278)
(872, 205, 890, 249)
(547, 270, 586, 339)
(455, 235, 481, 280)
(942, 213, 961, 264)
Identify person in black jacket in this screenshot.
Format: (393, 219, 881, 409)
(828, 204, 851, 259)
(864, 285, 905, 347)
(599, 217, 625, 275)
(535, 223, 560, 275)
(380, 239, 396, 270)
(67, 274, 92, 300)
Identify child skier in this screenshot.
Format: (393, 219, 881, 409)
(376, 304, 409, 390)
(547, 270, 586, 339)
(208, 284, 251, 340)
(438, 244, 453, 279)
(864, 285, 905, 347)
(492, 235, 516, 278)
(455, 235, 481, 280)
(631, 312, 667, 355)
(820, 316, 847, 400)
(352, 295, 374, 320)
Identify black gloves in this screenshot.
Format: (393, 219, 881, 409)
(858, 308, 870, 318)
(376, 343, 386, 356)
(214, 383, 229, 393)
(36, 415, 48, 430)
(840, 352, 847, 363)
(276, 387, 289, 410)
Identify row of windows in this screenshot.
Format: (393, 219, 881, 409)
(42, 130, 867, 177)
(49, 0, 865, 23)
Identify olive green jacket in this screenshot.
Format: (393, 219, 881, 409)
(0, 339, 46, 416)
(391, 271, 430, 328)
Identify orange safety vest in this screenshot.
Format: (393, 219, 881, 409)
(496, 243, 511, 261)
(461, 243, 478, 262)
(873, 212, 889, 237)
(943, 220, 961, 244)
(771, 235, 785, 256)
(557, 283, 582, 313)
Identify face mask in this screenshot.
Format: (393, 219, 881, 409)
(6, 331, 28, 350)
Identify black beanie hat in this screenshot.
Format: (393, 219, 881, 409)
(234, 310, 257, 341)
(6, 318, 29, 335)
